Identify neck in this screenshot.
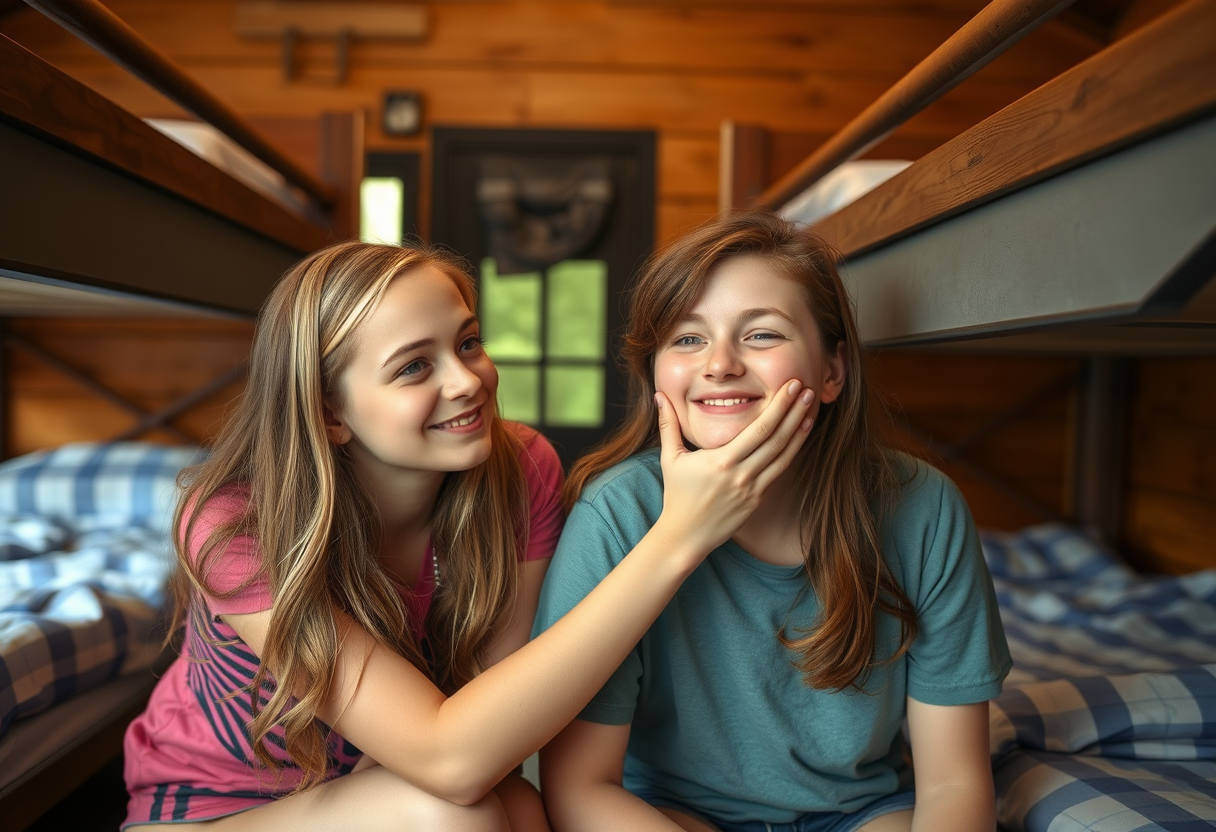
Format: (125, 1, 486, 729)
(733, 465, 805, 567)
(345, 442, 446, 584)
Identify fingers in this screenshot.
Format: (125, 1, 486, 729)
(655, 392, 686, 466)
(753, 399, 815, 493)
(719, 380, 811, 468)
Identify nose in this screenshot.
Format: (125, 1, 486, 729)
(440, 355, 482, 400)
(704, 340, 744, 380)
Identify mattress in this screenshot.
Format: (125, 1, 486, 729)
(982, 524, 1216, 831)
(144, 118, 313, 217)
(778, 160, 911, 227)
(0, 443, 201, 739)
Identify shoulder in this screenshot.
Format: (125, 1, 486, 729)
(881, 452, 984, 587)
(561, 449, 663, 553)
(886, 451, 967, 524)
(577, 448, 663, 508)
(503, 422, 566, 560)
(504, 421, 564, 494)
(180, 483, 269, 609)
(181, 483, 251, 543)
(506, 421, 561, 472)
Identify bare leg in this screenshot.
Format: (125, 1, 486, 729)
(657, 807, 721, 832)
(493, 770, 551, 832)
(138, 766, 510, 832)
(856, 808, 913, 832)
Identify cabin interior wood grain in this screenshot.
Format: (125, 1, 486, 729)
(2, 0, 1210, 574)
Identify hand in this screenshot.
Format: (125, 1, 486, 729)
(653, 379, 815, 560)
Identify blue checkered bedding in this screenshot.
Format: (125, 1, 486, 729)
(0, 442, 202, 737)
(981, 524, 1216, 831)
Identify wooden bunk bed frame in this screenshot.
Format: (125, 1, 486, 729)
(725, 0, 1215, 547)
(719, 4, 1216, 828)
(0, 2, 364, 828)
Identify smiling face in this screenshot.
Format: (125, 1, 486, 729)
(326, 263, 498, 477)
(654, 254, 846, 450)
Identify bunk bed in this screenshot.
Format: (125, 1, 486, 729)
(727, 0, 1216, 828)
(0, 2, 364, 828)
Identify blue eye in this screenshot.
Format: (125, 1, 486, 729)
(673, 335, 702, 347)
(461, 335, 486, 353)
(748, 332, 782, 342)
(399, 359, 428, 377)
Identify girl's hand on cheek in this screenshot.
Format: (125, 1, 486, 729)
(654, 380, 815, 559)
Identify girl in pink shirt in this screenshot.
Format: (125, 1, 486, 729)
(123, 241, 816, 831)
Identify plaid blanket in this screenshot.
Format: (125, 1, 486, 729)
(982, 524, 1216, 831)
(0, 442, 202, 737)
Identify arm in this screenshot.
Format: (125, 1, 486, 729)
(541, 719, 683, 832)
(223, 382, 816, 806)
(905, 698, 995, 832)
(352, 556, 551, 774)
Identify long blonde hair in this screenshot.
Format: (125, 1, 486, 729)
(567, 211, 916, 692)
(167, 242, 528, 789)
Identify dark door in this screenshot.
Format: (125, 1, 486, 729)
(430, 128, 656, 468)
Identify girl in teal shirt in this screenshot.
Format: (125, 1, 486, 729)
(534, 211, 1011, 832)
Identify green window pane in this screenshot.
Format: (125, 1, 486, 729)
(545, 365, 603, 427)
(480, 258, 542, 361)
(547, 260, 606, 360)
(359, 177, 403, 245)
(496, 365, 540, 425)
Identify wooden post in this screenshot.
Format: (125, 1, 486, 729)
(719, 121, 768, 212)
(1073, 356, 1130, 545)
(0, 318, 7, 460)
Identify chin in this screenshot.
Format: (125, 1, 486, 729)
(683, 425, 744, 451)
(434, 438, 493, 473)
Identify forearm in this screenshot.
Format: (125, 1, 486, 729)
(911, 783, 996, 832)
(547, 780, 683, 832)
(425, 519, 699, 799)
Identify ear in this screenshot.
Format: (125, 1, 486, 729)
(816, 342, 848, 405)
(323, 401, 351, 446)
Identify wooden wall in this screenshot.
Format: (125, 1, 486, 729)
(3, 1, 1210, 574)
(868, 351, 1078, 532)
(1123, 358, 1216, 575)
(4, 318, 253, 457)
(869, 351, 1216, 576)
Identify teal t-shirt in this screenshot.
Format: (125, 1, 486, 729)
(532, 450, 1011, 824)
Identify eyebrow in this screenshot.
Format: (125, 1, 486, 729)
(681, 307, 797, 327)
(379, 316, 479, 369)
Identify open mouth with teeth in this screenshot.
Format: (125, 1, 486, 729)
(698, 397, 755, 407)
(430, 407, 483, 430)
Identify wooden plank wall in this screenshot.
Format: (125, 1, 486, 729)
(1123, 358, 1216, 575)
(3, 1, 1209, 574)
(868, 351, 1078, 533)
(4, 318, 253, 457)
(870, 351, 1216, 576)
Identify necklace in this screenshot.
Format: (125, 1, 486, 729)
(433, 549, 441, 588)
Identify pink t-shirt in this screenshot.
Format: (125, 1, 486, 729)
(122, 424, 564, 827)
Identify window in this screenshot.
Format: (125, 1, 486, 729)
(480, 257, 607, 428)
(360, 177, 404, 245)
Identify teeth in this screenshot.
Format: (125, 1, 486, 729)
(437, 413, 478, 428)
(702, 398, 751, 407)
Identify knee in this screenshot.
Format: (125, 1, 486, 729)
(422, 791, 510, 832)
(391, 782, 510, 832)
(350, 766, 510, 832)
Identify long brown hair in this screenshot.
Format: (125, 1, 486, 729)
(166, 242, 528, 789)
(567, 211, 916, 691)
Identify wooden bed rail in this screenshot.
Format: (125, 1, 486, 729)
(22, 0, 339, 209)
(757, 0, 1077, 210)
